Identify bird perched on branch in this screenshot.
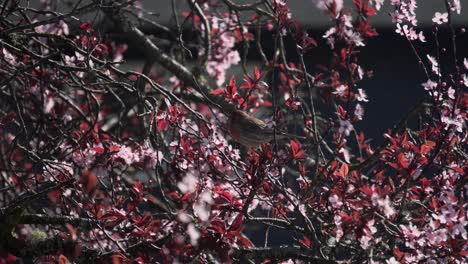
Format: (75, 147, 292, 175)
(228, 110, 303, 148)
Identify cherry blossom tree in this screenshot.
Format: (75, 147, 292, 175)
(0, 0, 466, 263)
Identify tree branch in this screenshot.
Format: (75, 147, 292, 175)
(18, 214, 104, 227)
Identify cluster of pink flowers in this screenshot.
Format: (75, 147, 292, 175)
(199, 7, 241, 86)
(390, 0, 426, 42)
(396, 166, 467, 262)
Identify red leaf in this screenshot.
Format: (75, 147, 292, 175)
(298, 162, 309, 176)
(91, 147, 105, 154)
(156, 118, 168, 132)
(133, 257, 145, 264)
(226, 76, 237, 96)
(4, 254, 17, 263)
(65, 223, 77, 241)
(237, 234, 254, 247)
(109, 145, 121, 152)
(393, 247, 405, 261)
(290, 140, 305, 160)
(101, 209, 127, 221)
(80, 171, 97, 193)
(337, 105, 347, 119)
(58, 255, 69, 264)
(79, 21, 92, 31)
(48, 190, 61, 203)
(210, 88, 225, 95)
(112, 253, 130, 264)
(353, 0, 362, 9)
(253, 66, 261, 80)
(211, 220, 226, 234)
(420, 140, 436, 154)
(229, 214, 244, 232)
(127, 75, 138, 81)
(452, 166, 464, 174)
(299, 236, 312, 248)
(339, 163, 349, 178)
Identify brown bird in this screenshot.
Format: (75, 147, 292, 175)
(228, 110, 296, 148)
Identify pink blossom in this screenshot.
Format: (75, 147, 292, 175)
(386, 257, 400, 264)
(447, 87, 456, 99)
(72, 147, 97, 167)
(395, 24, 408, 36)
(343, 29, 365, 47)
(338, 147, 351, 163)
(380, 196, 396, 218)
(421, 79, 437, 91)
(178, 211, 192, 223)
(417, 31, 426, 42)
(451, 0, 461, 14)
(360, 227, 380, 251)
(111, 43, 127, 63)
(339, 120, 353, 136)
(432, 12, 448, 25)
(365, 220, 377, 235)
(372, 194, 396, 218)
(432, 206, 458, 224)
(114, 145, 136, 165)
(202, 13, 241, 86)
(451, 222, 467, 239)
(390, 0, 419, 27)
(400, 223, 421, 242)
(2, 48, 17, 66)
(43, 95, 55, 114)
(334, 215, 344, 241)
(359, 234, 372, 249)
(35, 20, 69, 36)
(355, 88, 369, 102)
(333, 85, 347, 96)
(323, 27, 337, 48)
(187, 223, 200, 246)
(139, 147, 163, 169)
(314, 0, 344, 13)
(193, 191, 214, 222)
(440, 116, 464, 133)
(278, 260, 296, 264)
(357, 66, 364, 80)
(426, 228, 448, 245)
(426, 55, 440, 75)
(177, 173, 198, 194)
(354, 104, 365, 120)
(371, 0, 385, 10)
(328, 194, 343, 209)
(395, 23, 425, 42)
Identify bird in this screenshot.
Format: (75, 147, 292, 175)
(228, 110, 298, 148)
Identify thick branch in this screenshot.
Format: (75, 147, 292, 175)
(18, 214, 104, 227)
